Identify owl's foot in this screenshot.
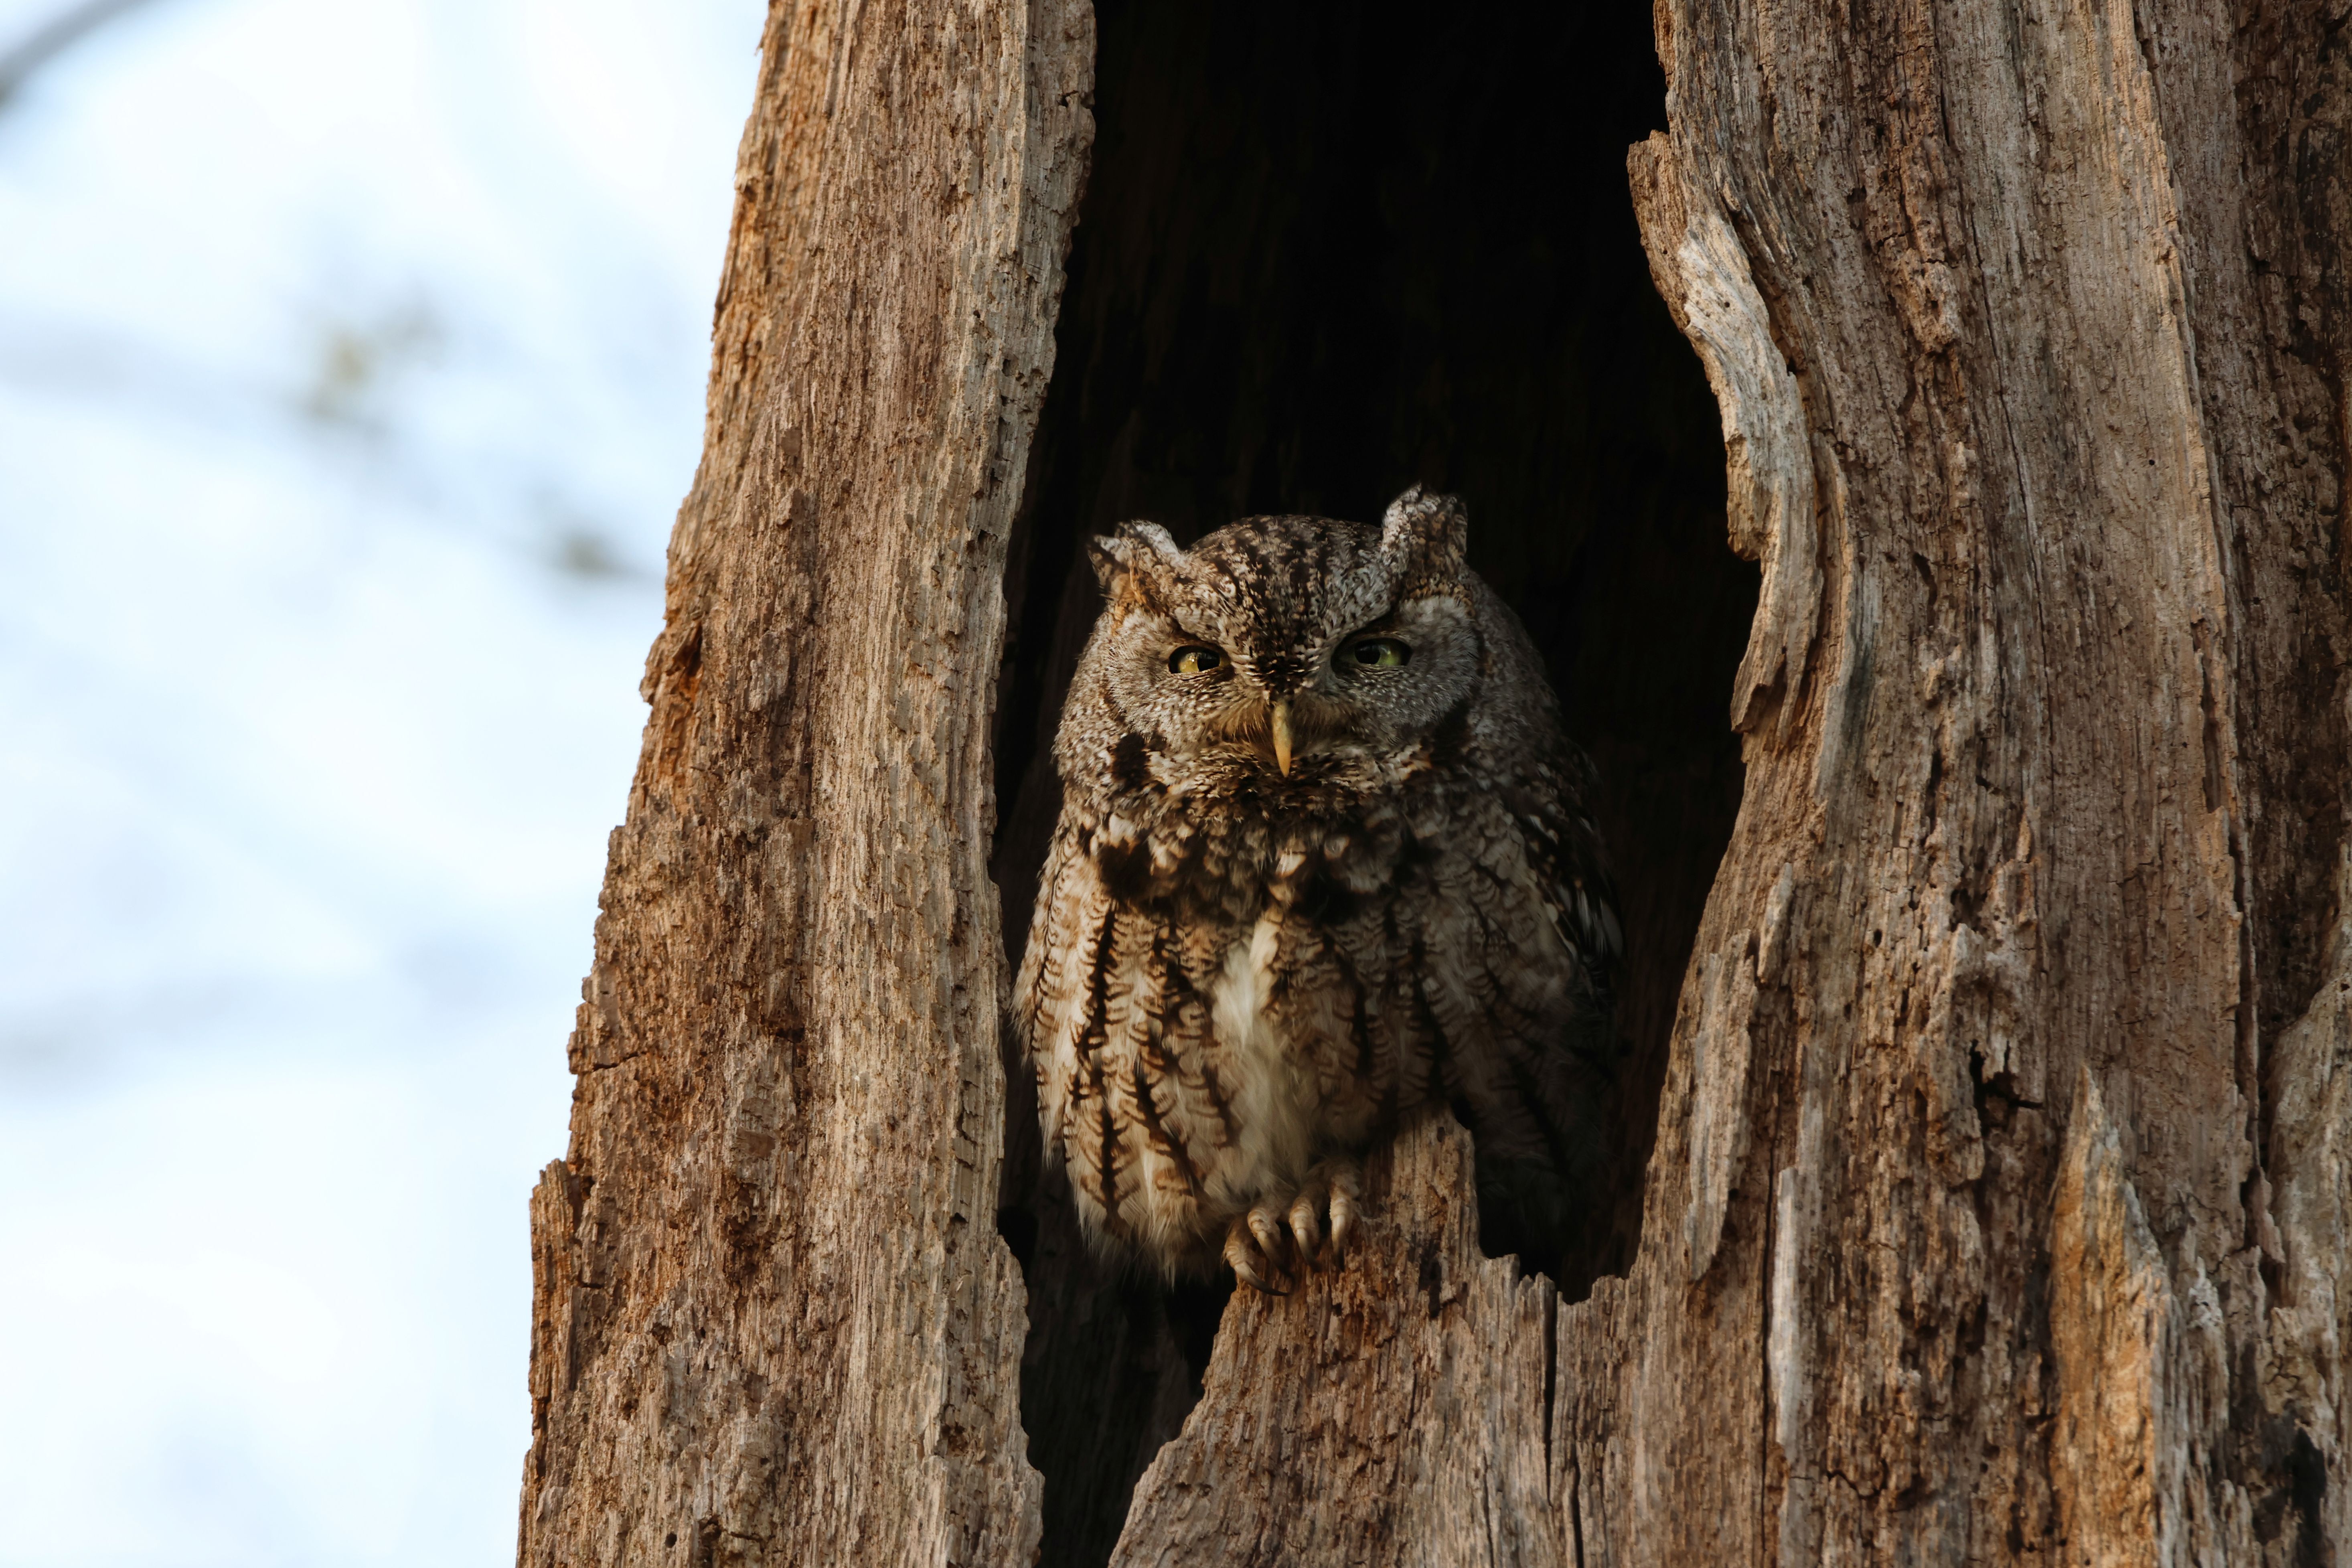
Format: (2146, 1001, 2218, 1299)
(1291, 1157, 1362, 1267)
(1221, 1158, 1363, 1295)
(1223, 1211, 1290, 1295)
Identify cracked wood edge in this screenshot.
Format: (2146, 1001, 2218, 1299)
(1109, 1114, 1563, 1568)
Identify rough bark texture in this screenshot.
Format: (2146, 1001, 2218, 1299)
(1115, 0, 2352, 1560)
(1567, 0, 2352, 1556)
(523, 0, 2352, 1560)
(515, 2, 1090, 1562)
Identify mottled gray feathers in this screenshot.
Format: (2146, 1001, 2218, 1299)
(1015, 489, 1618, 1285)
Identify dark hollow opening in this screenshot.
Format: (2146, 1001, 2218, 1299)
(990, 2, 1752, 1561)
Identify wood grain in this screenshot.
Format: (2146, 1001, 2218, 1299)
(515, 2, 1090, 1562)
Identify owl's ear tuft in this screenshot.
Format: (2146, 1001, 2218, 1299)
(1379, 487, 1469, 587)
(1087, 521, 1184, 600)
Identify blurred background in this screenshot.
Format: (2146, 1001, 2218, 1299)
(0, 0, 763, 1560)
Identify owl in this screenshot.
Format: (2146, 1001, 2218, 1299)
(1013, 488, 1620, 1292)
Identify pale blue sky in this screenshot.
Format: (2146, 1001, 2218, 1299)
(0, 1, 764, 1560)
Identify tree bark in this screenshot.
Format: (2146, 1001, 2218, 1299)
(1552, 0, 2352, 1556)
(515, 2, 1090, 1562)
(520, 0, 2352, 1562)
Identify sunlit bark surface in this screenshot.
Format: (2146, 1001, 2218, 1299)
(519, 0, 2352, 1561)
(515, 2, 1091, 1561)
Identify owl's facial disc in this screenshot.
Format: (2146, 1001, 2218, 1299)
(1076, 510, 1484, 790)
(1122, 592, 1474, 780)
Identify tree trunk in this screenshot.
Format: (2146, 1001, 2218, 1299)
(514, 1, 1090, 1561)
(519, 0, 2352, 1564)
(1546, 0, 2352, 1557)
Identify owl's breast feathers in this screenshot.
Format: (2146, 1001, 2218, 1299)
(1017, 711, 1619, 1275)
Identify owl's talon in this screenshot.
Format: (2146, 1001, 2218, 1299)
(1228, 1159, 1367, 1290)
(1247, 1206, 1292, 1272)
(1326, 1166, 1361, 1259)
(1288, 1191, 1323, 1265)
(1224, 1215, 1289, 1295)
(1293, 1157, 1363, 1270)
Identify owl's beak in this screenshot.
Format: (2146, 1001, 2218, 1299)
(1270, 699, 1295, 776)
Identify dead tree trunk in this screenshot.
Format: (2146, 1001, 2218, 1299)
(514, 2, 1090, 1561)
(1552, 0, 2352, 1558)
(519, 0, 2352, 1563)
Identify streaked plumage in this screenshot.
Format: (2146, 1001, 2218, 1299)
(1014, 488, 1619, 1290)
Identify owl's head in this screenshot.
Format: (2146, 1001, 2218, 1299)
(1071, 487, 1485, 791)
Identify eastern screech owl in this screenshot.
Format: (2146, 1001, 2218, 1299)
(1013, 488, 1619, 1292)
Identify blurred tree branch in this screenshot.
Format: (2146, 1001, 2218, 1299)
(0, 0, 164, 114)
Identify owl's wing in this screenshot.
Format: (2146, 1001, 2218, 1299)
(1408, 748, 1621, 1274)
(1501, 743, 1622, 1021)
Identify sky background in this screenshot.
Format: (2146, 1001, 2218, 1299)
(0, 0, 765, 1561)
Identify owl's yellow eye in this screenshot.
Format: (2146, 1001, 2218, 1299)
(1350, 638, 1411, 669)
(1168, 645, 1225, 675)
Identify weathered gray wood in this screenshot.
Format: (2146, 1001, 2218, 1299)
(515, 2, 1091, 1562)
(522, 0, 2352, 1560)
